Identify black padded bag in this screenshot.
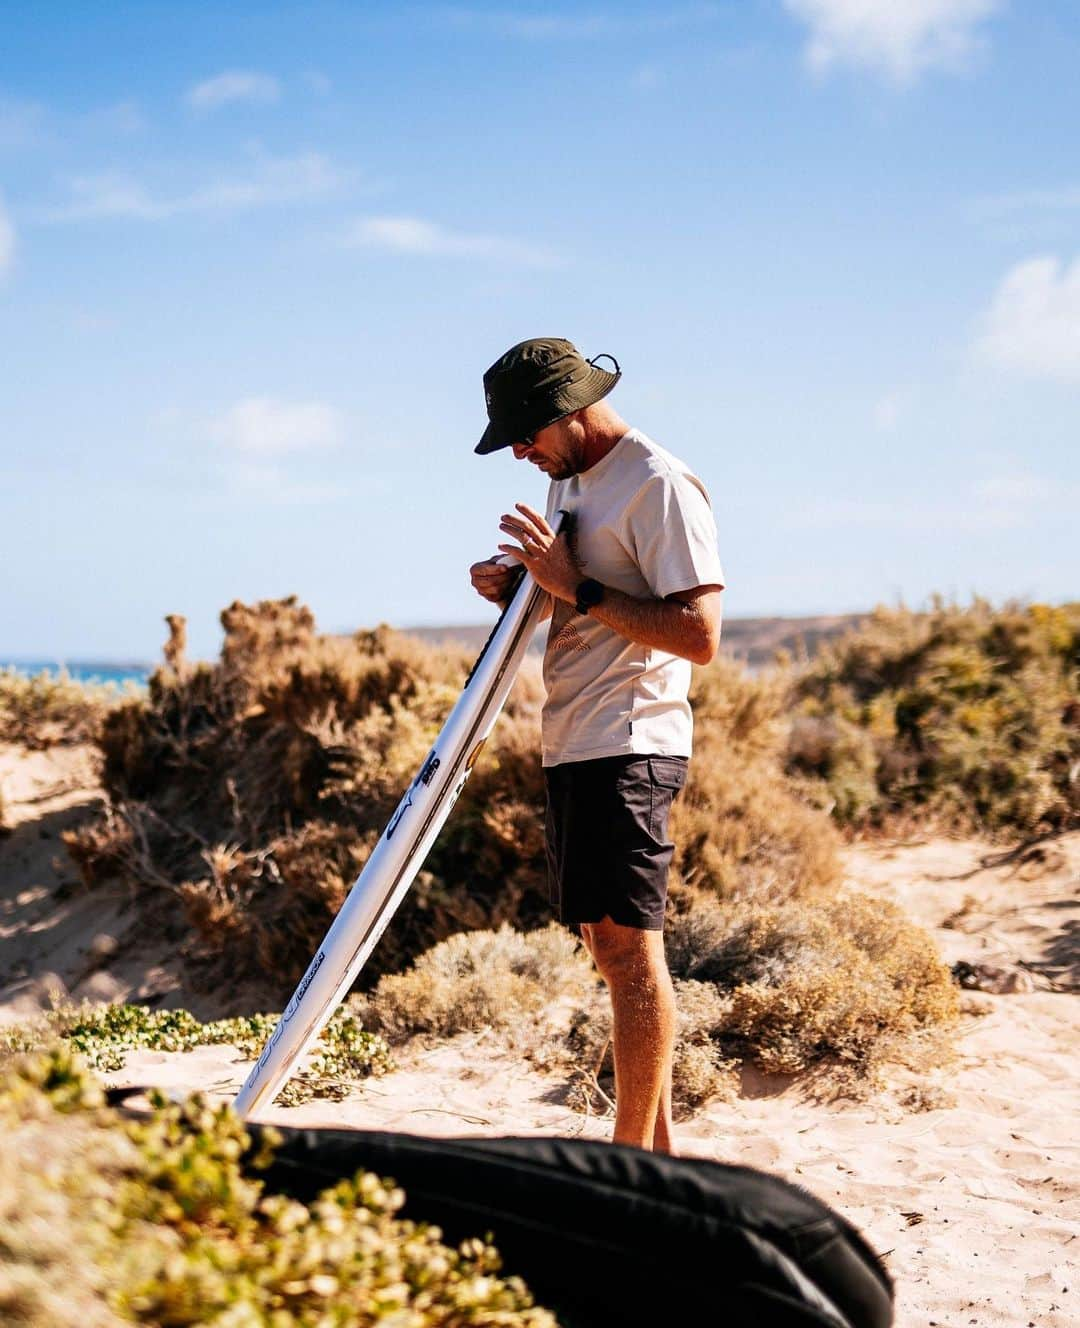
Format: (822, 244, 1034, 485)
(250, 1128, 894, 1328)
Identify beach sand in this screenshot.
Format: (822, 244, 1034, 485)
(2, 741, 1077, 1327)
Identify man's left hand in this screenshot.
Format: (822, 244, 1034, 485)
(497, 503, 581, 603)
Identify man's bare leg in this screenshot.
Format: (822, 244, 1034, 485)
(653, 1060, 677, 1156)
(584, 917, 677, 1152)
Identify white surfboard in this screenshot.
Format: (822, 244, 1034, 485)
(233, 530, 559, 1119)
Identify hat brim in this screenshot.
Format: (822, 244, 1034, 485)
(474, 363, 621, 455)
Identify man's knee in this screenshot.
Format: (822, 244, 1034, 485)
(588, 917, 665, 979)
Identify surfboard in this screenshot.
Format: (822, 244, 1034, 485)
(232, 528, 560, 1119)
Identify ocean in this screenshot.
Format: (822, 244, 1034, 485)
(0, 659, 151, 687)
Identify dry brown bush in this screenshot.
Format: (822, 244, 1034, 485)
(57, 597, 963, 1104)
(664, 889, 958, 1082)
(671, 659, 843, 908)
(64, 601, 560, 994)
(558, 887, 957, 1113)
(356, 922, 593, 1044)
(0, 667, 127, 749)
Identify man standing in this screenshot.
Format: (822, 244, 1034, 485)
(469, 338, 724, 1154)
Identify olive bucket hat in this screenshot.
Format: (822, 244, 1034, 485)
(475, 337, 621, 455)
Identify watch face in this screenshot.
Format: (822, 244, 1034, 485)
(576, 578, 603, 610)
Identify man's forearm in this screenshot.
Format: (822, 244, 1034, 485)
(584, 587, 716, 665)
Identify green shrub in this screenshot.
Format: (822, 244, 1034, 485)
(788, 600, 1080, 835)
(0, 1047, 558, 1326)
(42, 1002, 393, 1107)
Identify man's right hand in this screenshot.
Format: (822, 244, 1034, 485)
(469, 556, 517, 606)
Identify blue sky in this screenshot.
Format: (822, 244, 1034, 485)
(1, 1, 1077, 661)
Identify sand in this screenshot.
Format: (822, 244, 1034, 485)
(1, 742, 1077, 1327)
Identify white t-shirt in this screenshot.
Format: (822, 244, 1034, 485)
(540, 428, 725, 767)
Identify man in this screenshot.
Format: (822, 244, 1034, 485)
(469, 338, 724, 1154)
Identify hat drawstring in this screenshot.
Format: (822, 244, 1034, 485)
(588, 353, 620, 375)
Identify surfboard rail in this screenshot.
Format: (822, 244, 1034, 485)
(232, 523, 560, 1119)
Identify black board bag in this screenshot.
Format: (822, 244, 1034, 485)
(251, 1127, 894, 1328)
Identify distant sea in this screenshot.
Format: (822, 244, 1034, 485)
(0, 659, 151, 687)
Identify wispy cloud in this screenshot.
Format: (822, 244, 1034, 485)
(971, 184, 1080, 220)
(972, 472, 1054, 505)
(1, 96, 146, 152)
(86, 100, 146, 135)
(437, 5, 720, 39)
(219, 459, 346, 504)
(793, 469, 1074, 534)
(783, 0, 1000, 84)
(43, 151, 352, 222)
(0, 194, 15, 278)
(210, 397, 344, 455)
(974, 255, 1080, 384)
(187, 70, 281, 111)
(343, 215, 561, 267)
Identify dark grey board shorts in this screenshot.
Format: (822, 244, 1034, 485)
(543, 754, 688, 932)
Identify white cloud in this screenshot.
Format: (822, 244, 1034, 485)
(343, 215, 560, 267)
(44, 151, 351, 222)
(186, 70, 281, 111)
(783, 0, 1000, 83)
(975, 255, 1080, 383)
(210, 398, 344, 455)
(0, 195, 15, 278)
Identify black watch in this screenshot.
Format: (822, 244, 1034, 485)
(574, 578, 605, 615)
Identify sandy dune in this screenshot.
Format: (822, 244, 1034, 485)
(1, 743, 1077, 1327)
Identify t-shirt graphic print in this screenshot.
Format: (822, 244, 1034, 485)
(549, 599, 591, 654)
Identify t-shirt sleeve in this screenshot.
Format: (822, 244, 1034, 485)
(625, 471, 726, 600)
